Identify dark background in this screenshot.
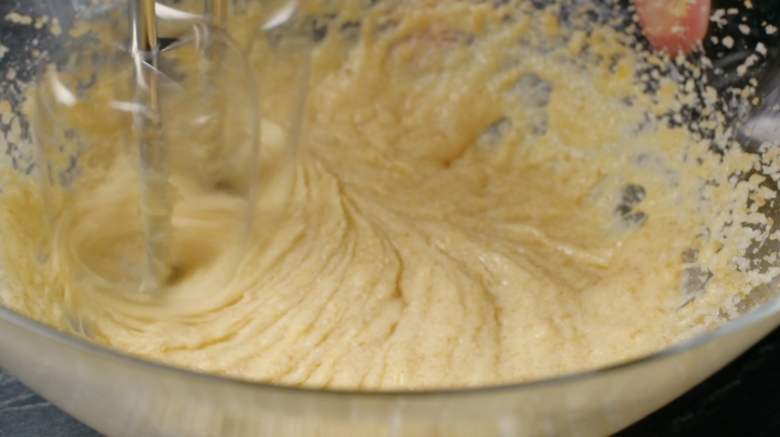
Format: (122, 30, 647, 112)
(616, 327, 780, 436)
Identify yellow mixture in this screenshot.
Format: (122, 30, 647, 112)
(0, 0, 774, 390)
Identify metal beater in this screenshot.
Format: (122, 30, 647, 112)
(129, 0, 235, 292)
(33, 0, 263, 296)
(34, 0, 309, 296)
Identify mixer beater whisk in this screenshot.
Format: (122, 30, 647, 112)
(31, 0, 304, 297)
(127, 0, 235, 292)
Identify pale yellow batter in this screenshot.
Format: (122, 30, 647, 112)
(0, 0, 775, 390)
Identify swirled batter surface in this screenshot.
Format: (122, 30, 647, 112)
(0, 1, 775, 390)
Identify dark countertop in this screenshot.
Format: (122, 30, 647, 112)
(616, 326, 780, 437)
(2, 327, 780, 437)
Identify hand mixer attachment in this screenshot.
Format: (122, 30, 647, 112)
(31, 0, 289, 297)
(128, 0, 238, 292)
(129, 0, 174, 292)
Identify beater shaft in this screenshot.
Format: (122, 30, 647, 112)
(206, 0, 228, 29)
(129, 0, 173, 292)
(126, 0, 236, 291)
(130, 0, 158, 56)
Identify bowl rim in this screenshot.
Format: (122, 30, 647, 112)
(2, 290, 780, 398)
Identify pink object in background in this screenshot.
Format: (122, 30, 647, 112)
(635, 0, 711, 54)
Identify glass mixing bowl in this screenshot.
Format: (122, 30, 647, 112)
(1, 0, 780, 436)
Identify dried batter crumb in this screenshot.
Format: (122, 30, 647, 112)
(34, 16, 49, 30)
(767, 25, 778, 35)
(737, 54, 760, 76)
(722, 35, 735, 49)
(738, 24, 751, 35)
(4, 13, 33, 25)
(0, 101, 12, 125)
(756, 42, 767, 56)
(711, 9, 727, 27)
(50, 18, 62, 36)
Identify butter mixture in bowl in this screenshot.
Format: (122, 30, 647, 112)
(0, 0, 778, 391)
